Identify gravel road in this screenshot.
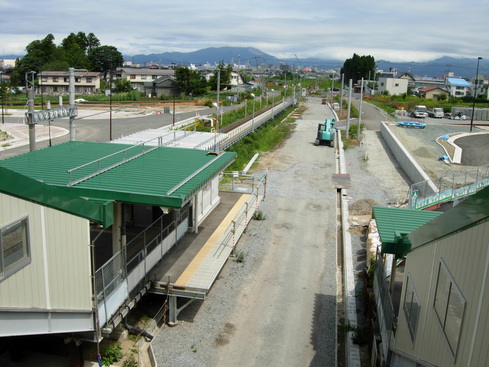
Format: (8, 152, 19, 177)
(152, 97, 339, 367)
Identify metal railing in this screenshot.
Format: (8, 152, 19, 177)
(409, 164, 489, 209)
(67, 141, 160, 186)
(219, 172, 267, 196)
(95, 208, 189, 303)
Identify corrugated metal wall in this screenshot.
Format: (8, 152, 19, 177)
(394, 220, 489, 366)
(0, 193, 92, 311)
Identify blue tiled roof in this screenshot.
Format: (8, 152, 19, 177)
(446, 77, 471, 87)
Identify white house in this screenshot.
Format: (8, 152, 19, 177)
(378, 77, 409, 95)
(445, 77, 471, 97)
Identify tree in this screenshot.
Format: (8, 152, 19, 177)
(88, 46, 124, 76)
(341, 54, 376, 83)
(10, 34, 57, 85)
(175, 66, 207, 96)
(61, 32, 100, 55)
(208, 61, 232, 91)
(112, 78, 133, 93)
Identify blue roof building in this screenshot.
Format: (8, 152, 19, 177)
(445, 77, 471, 97)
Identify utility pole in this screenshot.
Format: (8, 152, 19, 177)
(69, 67, 76, 141)
(357, 78, 364, 140)
(346, 79, 352, 139)
(26, 72, 36, 152)
(340, 73, 344, 118)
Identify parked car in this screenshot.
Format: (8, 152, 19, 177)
(428, 108, 444, 118)
(411, 105, 428, 118)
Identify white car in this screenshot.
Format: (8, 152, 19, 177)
(74, 98, 87, 103)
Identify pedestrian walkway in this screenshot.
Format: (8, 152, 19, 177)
(0, 123, 69, 152)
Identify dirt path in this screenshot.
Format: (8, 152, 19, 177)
(214, 98, 338, 366)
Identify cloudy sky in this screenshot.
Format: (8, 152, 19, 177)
(1, 0, 488, 64)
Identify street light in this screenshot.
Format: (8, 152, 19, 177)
(470, 57, 482, 132)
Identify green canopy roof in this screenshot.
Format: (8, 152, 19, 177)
(0, 141, 235, 213)
(372, 206, 442, 256)
(409, 186, 489, 250)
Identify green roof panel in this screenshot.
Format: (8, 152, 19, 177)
(372, 206, 442, 256)
(0, 141, 236, 209)
(408, 186, 489, 249)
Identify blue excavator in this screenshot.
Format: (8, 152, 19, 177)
(314, 118, 336, 146)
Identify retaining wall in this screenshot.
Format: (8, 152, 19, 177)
(380, 122, 438, 196)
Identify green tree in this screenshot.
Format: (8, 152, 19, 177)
(341, 54, 376, 83)
(10, 34, 57, 85)
(88, 46, 124, 76)
(208, 62, 232, 91)
(175, 66, 207, 96)
(112, 78, 133, 93)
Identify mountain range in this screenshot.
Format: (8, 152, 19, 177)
(3, 47, 480, 78)
(125, 47, 480, 78)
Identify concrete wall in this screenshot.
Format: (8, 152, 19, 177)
(380, 122, 438, 196)
(452, 107, 489, 121)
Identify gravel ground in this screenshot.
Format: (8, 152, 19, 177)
(152, 98, 338, 367)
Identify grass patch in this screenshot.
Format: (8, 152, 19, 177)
(252, 209, 266, 220)
(226, 106, 296, 171)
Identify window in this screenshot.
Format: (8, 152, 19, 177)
(141, 75, 147, 80)
(86, 77, 93, 83)
(152, 75, 157, 80)
(395, 83, 399, 87)
(41, 77, 47, 82)
(433, 259, 465, 357)
(64, 77, 69, 83)
(75, 77, 81, 83)
(130, 74, 136, 79)
(53, 77, 59, 82)
(403, 274, 420, 343)
(0, 217, 31, 279)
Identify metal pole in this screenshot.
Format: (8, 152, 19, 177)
(357, 78, 364, 140)
(27, 87, 36, 152)
(109, 70, 113, 141)
(1, 95, 4, 124)
(69, 67, 76, 141)
(172, 93, 176, 127)
(470, 57, 482, 132)
(340, 74, 344, 118)
(346, 79, 352, 139)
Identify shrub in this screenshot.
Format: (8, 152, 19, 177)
(101, 343, 123, 367)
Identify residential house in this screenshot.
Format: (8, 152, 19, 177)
(143, 75, 179, 98)
(371, 186, 489, 366)
(204, 71, 251, 91)
(114, 67, 175, 94)
(38, 71, 101, 96)
(418, 86, 448, 100)
(445, 77, 471, 97)
(377, 77, 409, 95)
(0, 141, 236, 342)
(471, 73, 488, 98)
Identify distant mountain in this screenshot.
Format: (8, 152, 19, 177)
(126, 46, 280, 67)
(125, 47, 480, 78)
(376, 57, 480, 79)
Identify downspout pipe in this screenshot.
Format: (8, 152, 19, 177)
(124, 318, 154, 340)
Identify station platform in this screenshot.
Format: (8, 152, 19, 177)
(148, 191, 261, 323)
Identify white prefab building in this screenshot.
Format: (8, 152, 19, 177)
(378, 77, 409, 95)
(374, 187, 489, 366)
(0, 141, 236, 340)
(0, 191, 98, 336)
